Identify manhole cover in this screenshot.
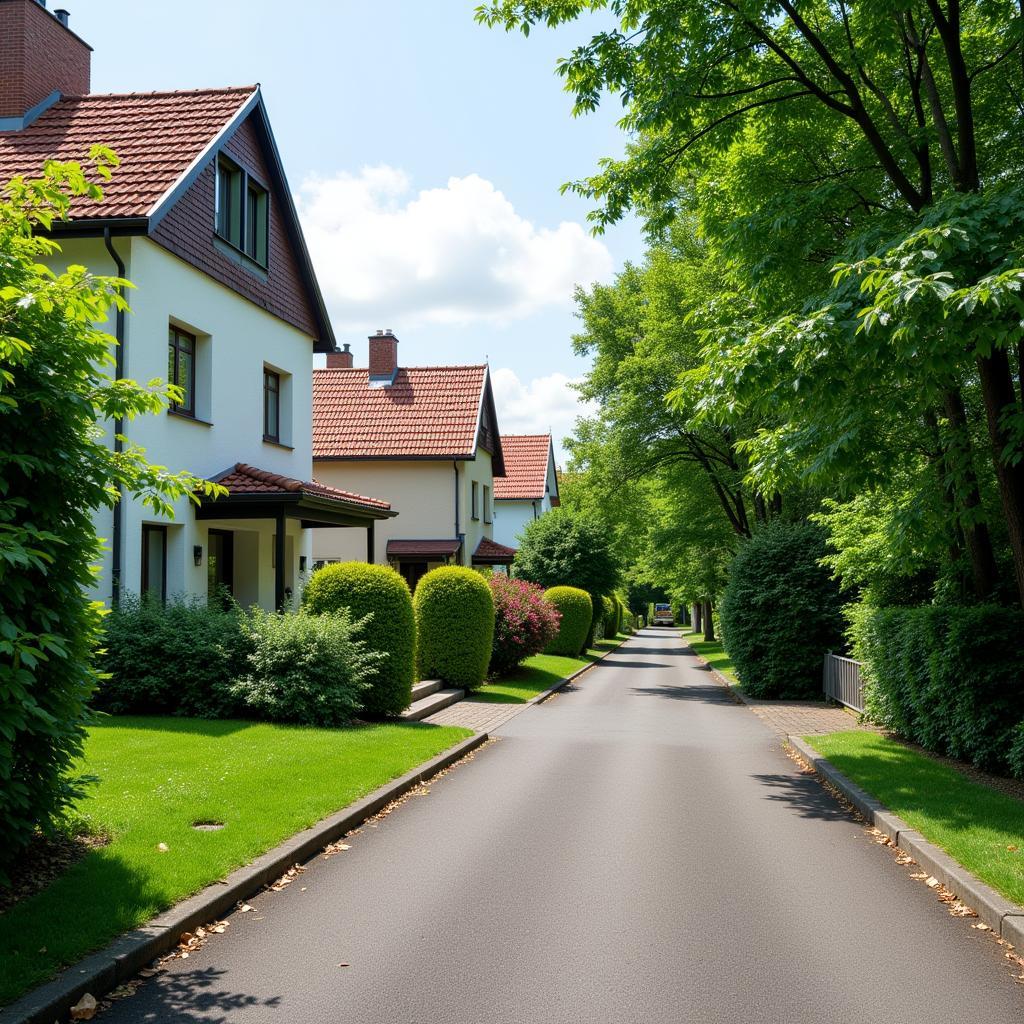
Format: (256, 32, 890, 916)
(192, 821, 225, 831)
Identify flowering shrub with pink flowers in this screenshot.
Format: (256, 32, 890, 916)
(488, 575, 562, 677)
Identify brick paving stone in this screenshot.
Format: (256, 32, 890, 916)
(424, 699, 528, 733)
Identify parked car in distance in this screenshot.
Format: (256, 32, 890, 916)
(653, 603, 674, 626)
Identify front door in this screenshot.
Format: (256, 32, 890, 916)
(207, 529, 234, 606)
(399, 560, 428, 592)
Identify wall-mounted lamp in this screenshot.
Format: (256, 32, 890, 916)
(193, 545, 203, 567)
(299, 555, 307, 573)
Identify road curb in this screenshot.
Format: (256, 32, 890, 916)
(1, 732, 489, 1024)
(787, 735, 1024, 947)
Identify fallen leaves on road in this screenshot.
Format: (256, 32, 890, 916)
(269, 864, 305, 892)
(70, 993, 97, 1019)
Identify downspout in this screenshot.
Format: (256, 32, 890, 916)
(453, 460, 464, 564)
(103, 229, 126, 607)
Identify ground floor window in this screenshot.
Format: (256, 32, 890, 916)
(141, 524, 167, 602)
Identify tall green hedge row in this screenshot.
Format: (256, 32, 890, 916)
(414, 566, 495, 689)
(303, 562, 415, 716)
(850, 603, 1024, 774)
(719, 521, 845, 698)
(543, 587, 592, 656)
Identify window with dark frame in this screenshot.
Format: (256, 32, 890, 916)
(215, 154, 269, 266)
(471, 480, 480, 521)
(483, 484, 492, 524)
(263, 368, 281, 443)
(167, 325, 196, 416)
(140, 524, 167, 603)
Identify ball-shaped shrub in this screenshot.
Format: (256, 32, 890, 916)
(489, 575, 562, 677)
(414, 566, 495, 689)
(543, 586, 593, 656)
(719, 521, 845, 698)
(303, 562, 415, 716)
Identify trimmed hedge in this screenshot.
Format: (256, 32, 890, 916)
(851, 603, 1024, 774)
(719, 521, 845, 698)
(414, 566, 495, 689)
(543, 587, 593, 656)
(489, 575, 561, 676)
(602, 595, 617, 639)
(303, 562, 415, 716)
(95, 594, 249, 717)
(231, 607, 379, 726)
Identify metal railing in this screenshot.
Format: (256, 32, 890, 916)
(823, 652, 865, 712)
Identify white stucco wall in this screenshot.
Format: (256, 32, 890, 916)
(50, 235, 316, 609)
(313, 449, 497, 567)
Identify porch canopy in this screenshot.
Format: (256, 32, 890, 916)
(472, 537, 517, 566)
(197, 463, 396, 607)
(385, 539, 462, 561)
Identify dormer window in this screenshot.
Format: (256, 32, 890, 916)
(215, 154, 268, 266)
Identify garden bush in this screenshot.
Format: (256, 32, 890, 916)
(851, 603, 1024, 774)
(303, 562, 415, 716)
(95, 593, 250, 717)
(602, 595, 618, 639)
(719, 521, 845, 698)
(543, 587, 593, 656)
(414, 566, 495, 689)
(488, 575, 562, 676)
(231, 608, 379, 726)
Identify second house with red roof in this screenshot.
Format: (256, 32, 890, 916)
(312, 331, 517, 590)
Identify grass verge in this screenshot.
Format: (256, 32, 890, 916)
(682, 628, 740, 685)
(0, 717, 471, 1005)
(806, 731, 1024, 906)
(470, 634, 629, 704)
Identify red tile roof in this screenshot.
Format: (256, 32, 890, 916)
(386, 539, 462, 558)
(492, 434, 552, 500)
(472, 537, 517, 564)
(313, 366, 488, 459)
(211, 463, 392, 513)
(0, 87, 255, 219)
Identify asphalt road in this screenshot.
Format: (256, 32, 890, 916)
(103, 629, 1024, 1023)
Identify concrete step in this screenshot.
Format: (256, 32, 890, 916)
(410, 679, 443, 703)
(401, 687, 465, 721)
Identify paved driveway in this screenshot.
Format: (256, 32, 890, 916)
(102, 629, 1023, 1023)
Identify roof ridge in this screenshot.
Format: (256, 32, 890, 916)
(60, 85, 257, 101)
(313, 364, 487, 373)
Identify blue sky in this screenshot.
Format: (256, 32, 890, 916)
(71, 0, 643, 455)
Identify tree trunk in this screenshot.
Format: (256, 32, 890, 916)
(977, 350, 1024, 609)
(702, 600, 715, 641)
(940, 388, 1000, 599)
(693, 602, 702, 634)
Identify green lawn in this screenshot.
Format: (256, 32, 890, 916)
(682, 628, 740, 685)
(0, 717, 471, 1006)
(470, 634, 629, 704)
(807, 731, 1024, 905)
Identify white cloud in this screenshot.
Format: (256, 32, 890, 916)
(296, 166, 613, 328)
(491, 367, 597, 465)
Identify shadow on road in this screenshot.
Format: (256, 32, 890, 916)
(115, 966, 281, 1023)
(752, 772, 854, 821)
(630, 684, 735, 704)
(608, 659, 670, 669)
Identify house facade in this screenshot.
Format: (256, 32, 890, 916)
(313, 332, 515, 590)
(492, 434, 560, 549)
(0, 0, 394, 609)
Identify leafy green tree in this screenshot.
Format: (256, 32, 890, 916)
(513, 506, 619, 597)
(0, 155, 221, 875)
(478, 0, 1024, 607)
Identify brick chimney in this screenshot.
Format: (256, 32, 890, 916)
(0, 0, 91, 126)
(326, 343, 353, 369)
(368, 329, 398, 386)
